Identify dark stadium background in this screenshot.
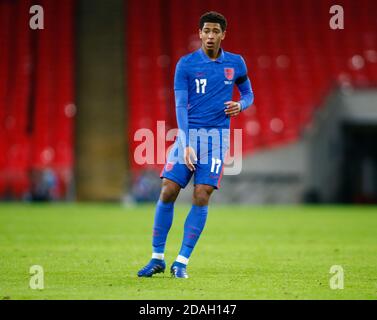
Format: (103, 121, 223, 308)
(1, 0, 377, 204)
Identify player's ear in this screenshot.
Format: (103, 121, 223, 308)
(221, 30, 226, 40)
(199, 29, 203, 39)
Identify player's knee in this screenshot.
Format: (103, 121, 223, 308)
(160, 189, 177, 203)
(193, 186, 213, 206)
(159, 179, 180, 203)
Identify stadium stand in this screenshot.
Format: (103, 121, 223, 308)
(0, 0, 75, 199)
(1, 0, 376, 199)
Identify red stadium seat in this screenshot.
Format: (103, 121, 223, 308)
(0, 0, 75, 200)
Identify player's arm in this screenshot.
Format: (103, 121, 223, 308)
(174, 60, 197, 171)
(224, 56, 254, 117)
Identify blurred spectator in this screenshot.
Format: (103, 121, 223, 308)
(131, 170, 161, 203)
(27, 168, 58, 202)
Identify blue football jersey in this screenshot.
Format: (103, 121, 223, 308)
(174, 47, 250, 130)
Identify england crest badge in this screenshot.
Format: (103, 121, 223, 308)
(224, 68, 235, 80)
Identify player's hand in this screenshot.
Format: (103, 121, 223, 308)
(224, 101, 242, 117)
(184, 146, 197, 172)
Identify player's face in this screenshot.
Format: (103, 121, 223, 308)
(199, 22, 226, 52)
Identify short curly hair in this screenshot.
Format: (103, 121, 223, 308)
(199, 11, 227, 32)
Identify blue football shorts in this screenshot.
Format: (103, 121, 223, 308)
(160, 129, 229, 189)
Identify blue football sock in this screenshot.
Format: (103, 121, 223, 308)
(178, 205, 208, 262)
(152, 200, 174, 255)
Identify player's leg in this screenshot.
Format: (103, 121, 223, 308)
(171, 184, 215, 278)
(138, 141, 193, 277)
(137, 178, 181, 277)
(171, 145, 224, 278)
(152, 178, 181, 257)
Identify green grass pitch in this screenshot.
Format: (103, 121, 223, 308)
(0, 203, 376, 300)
